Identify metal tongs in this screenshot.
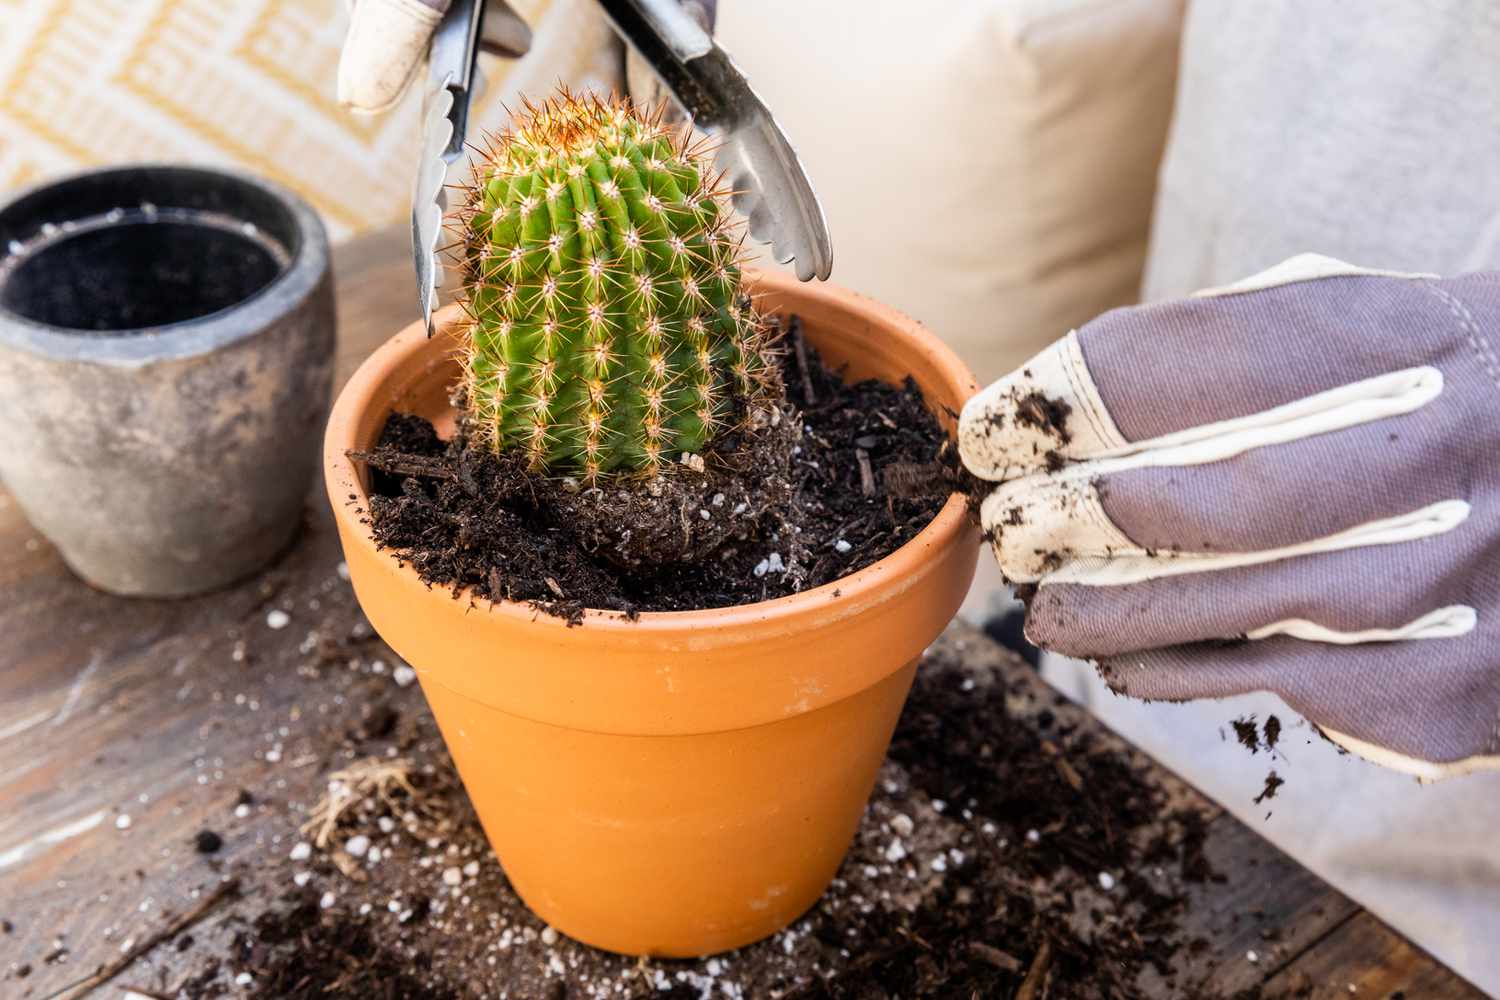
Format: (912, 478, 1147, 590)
(595, 0, 832, 282)
(412, 0, 484, 337)
(414, 0, 833, 337)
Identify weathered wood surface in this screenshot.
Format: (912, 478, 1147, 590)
(0, 227, 1482, 999)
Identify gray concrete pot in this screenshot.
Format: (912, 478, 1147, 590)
(0, 165, 335, 596)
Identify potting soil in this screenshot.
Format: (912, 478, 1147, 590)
(354, 318, 961, 619)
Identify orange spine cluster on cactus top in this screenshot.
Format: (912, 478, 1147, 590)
(454, 89, 779, 480)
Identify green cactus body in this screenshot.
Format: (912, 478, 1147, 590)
(458, 92, 776, 480)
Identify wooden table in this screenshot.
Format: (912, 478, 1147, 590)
(0, 227, 1483, 1000)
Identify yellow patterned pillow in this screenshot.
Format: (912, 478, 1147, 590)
(0, 0, 621, 241)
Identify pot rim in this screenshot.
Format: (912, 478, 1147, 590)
(0, 163, 328, 367)
(326, 269, 979, 632)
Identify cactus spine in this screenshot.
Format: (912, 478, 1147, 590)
(457, 90, 778, 480)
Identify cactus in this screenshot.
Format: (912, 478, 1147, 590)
(456, 89, 780, 480)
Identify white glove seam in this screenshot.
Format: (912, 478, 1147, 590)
(1060, 331, 1121, 449)
(1320, 725, 1500, 780)
(1244, 605, 1477, 644)
(1420, 280, 1500, 393)
(1192, 253, 1438, 299)
(1080, 484, 1135, 554)
(1067, 366, 1444, 477)
(1044, 498, 1470, 587)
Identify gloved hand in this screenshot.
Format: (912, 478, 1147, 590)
(337, 0, 533, 114)
(958, 254, 1500, 780)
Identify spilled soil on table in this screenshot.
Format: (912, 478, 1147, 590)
(179, 895, 456, 1000)
(9, 542, 1329, 1000)
(353, 317, 962, 621)
(161, 631, 1299, 1000)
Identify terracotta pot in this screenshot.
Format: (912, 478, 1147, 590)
(325, 269, 979, 956)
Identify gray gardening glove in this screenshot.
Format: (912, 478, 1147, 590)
(958, 255, 1500, 780)
(337, 0, 532, 114)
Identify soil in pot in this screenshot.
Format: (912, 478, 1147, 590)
(353, 317, 964, 620)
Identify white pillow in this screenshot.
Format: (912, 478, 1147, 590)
(717, 0, 1185, 383)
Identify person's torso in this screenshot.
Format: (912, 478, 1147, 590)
(1144, 0, 1500, 298)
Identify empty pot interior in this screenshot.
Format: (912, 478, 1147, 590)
(0, 167, 298, 334)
